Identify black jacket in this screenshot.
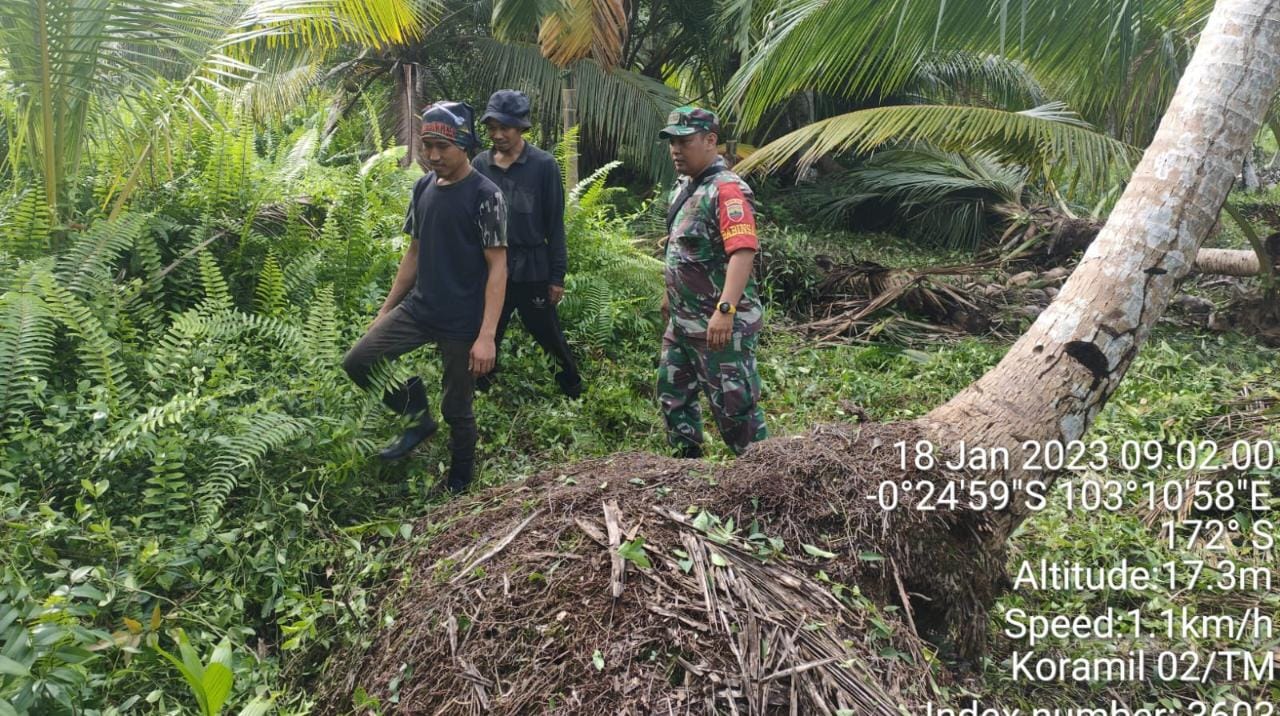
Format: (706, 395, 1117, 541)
(472, 143, 568, 285)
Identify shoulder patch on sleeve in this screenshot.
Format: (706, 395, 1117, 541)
(724, 197, 746, 221)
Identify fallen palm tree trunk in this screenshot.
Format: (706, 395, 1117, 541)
(1002, 215, 1278, 280)
(1193, 246, 1278, 275)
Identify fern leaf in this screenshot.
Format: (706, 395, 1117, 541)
(0, 182, 52, 259)
(99, 390, 214, 463)
(0, 292, 56, 421)
(36, 273, 133, 411)
(302, 284, 339, 362)
(555, 125, 581, 196)
(282, 250, 322, 304)
(254, 251, 286, 316)
(58, 212, 151, 297)
(198, 252, 234, 312)
(196, 411, 310, 529)
(569, 159, 621, 207)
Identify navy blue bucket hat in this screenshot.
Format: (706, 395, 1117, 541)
(480, 89, 533, 129)
(421, 101, 478, 150)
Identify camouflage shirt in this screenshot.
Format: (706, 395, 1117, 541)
(664, 158, 763, 338)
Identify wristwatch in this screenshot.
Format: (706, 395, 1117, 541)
(716, 301, 737, 315)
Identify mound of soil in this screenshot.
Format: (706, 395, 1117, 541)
(315, 422, 1007, 715)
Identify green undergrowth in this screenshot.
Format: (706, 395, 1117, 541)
(3, 98, 1278, 713)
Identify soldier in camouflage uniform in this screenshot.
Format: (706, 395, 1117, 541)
(656, 106, 767, 458)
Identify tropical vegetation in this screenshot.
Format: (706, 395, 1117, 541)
(0, 0, 1276, 713)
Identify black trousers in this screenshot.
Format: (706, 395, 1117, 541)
(341, 305, 477, 454)
(493, 280, 580, 384)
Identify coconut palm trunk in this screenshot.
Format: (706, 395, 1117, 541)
(1195, 247, 1275, 275)
(923, 0, 1280, 550)
(562, 68, 579, 186)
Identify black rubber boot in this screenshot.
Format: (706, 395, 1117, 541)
(378, 413, 439, 461)
(446, 449, 475, 494)
(675, 442, 703, 460)
(555, 370, 583, 399)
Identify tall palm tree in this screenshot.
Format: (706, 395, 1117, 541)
(926, 0, 1280, 548)
(0, 0, 432, 220)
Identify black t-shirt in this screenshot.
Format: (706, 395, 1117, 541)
(401, 169, 508, 341)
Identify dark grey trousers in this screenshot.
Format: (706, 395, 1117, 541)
(342, 305, 477, 453)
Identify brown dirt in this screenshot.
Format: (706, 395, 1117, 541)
(314, 422, 1007, 715)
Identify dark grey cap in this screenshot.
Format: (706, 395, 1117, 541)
(480, 89, 533, 129)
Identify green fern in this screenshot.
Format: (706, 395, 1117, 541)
(569, 160, 622, 212)
(282, 250, 322, 304)
(554, 125, 581, 196)
(561, 276, 614, 348)
(0, 182, 52, 259)
(57, 212, 151, 297)
(200, 103, 256, 209)
(99, 390, 216, 463)
(196, 410, 310, 530)
(0, 291, 56, 421)
(361, 91, 385, 151)
(169, 308, 308, 356)
(141, 447, 195, 521)
(36, 272, 133, 411)
(275, 127, 320, 185)
(254, 251, 286, 316)
(198, 253, 234, 312)
(302, 284, 339, 363)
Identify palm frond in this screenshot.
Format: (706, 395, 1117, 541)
(493, 0, 627, 69)
(736, 102, 1139, 190)
(538, 0, 627, 69)
(726, 0, 1211, 144)
(222, 0, 433, 52)
(906, 51, 1047, 109)
(235, 55, 325, 122)
(724, 0, 943, 128)
(0, 0, 433, 216)
(800, 146, 1028, 248)
(492, 0, 554, 42)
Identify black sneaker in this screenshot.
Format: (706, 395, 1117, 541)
(555, 371, 583, 399)
(378, 414, 439, 461)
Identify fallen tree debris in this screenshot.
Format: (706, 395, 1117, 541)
(315, 423, 1005, 715)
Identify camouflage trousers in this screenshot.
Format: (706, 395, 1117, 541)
(657, 329, 766, 455)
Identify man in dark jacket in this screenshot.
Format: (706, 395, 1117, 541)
(342, 101, 508, 494)
(472, 89, 583, 398)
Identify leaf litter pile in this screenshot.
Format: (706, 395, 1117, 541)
(316, 422, 1007, 714)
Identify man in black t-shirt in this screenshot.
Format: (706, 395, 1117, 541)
(472, 90, 582, 398)
(342, 101, 508, 494)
